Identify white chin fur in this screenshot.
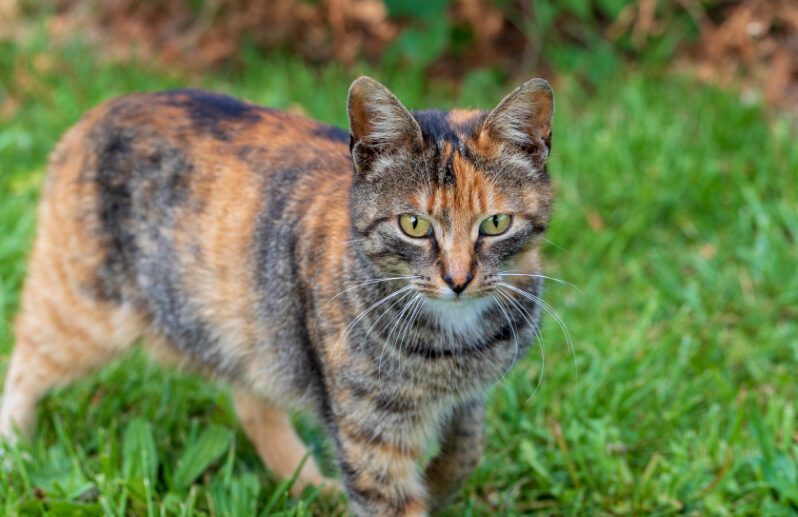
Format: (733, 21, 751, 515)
(421, 295, 495, 337)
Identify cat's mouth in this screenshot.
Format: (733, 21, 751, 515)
(420, 294, 495, 333)
(437, 289, 480, 302)
(412, 283, 481, 302)
(412, 275, 491, 302)
(414, 279, 493, 302)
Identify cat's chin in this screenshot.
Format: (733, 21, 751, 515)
(431, 287, 490, 302)
(420, 294, 495, 336)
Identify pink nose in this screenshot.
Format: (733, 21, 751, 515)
(443, 272, 473, 294)
(443, 266, 473, 294)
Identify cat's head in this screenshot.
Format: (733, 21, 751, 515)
(347, 76, 553, 303)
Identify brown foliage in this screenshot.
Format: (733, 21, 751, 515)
(616, 0, 798, 108)
(693, 0, 798, 107)
(45, 0, 396, 67)
(3, 0, 798, 109)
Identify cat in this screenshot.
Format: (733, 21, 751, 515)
(0, 76, 554, 516)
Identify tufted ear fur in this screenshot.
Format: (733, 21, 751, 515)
(347, 76, 423, 174)
(482, 78, 554, 153)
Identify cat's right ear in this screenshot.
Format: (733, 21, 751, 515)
(347, 76, 423, 174)
(482, 78, 554, 154)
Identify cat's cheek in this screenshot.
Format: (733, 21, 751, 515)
(361, 232, 435, 276)
(499, 244, 542, 276)
(474, 240, 505, 272)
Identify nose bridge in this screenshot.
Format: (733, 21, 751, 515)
(434, 178, 477, 291)
(444, 248, 471, 283)
(441, 224, 474, 287)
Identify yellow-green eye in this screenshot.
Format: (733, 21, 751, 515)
(480, 214, 512, 235)
(399, 214, 432, 237)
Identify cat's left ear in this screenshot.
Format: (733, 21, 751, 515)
(347, 76, 423, 173)
(482, 78, 554, 153)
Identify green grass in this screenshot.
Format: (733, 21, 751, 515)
(1, 26, 797, 517)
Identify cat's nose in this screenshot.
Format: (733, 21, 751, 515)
(443, 271, 473, 295)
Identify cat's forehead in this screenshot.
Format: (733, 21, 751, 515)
(408, 146, 516, 222)
(412, 109, 491, 190)
(413, 109, 486, 144)
(388, 108, 550, 220)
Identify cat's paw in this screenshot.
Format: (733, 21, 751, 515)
(289, 475, 342, 498)
(0, 438, 33, 473)
(318, 477, 342, 495)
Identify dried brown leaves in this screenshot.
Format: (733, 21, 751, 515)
(44, 0, 396, 68)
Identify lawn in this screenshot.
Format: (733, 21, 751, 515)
(1, 30, 797, 516)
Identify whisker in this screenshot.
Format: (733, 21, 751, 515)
(496, 286, 545, 399)
(398, 295, 424, 352)
(378, 293, 421, 391)
(396, 293, 425, 380)
(495, 272, 581, 293)
(362, 289, 415, 340)
(332, 284, 414, 367)
(325, 275, 420, 306)
(498, 282, 577, 381)
(491, 293, 519, 384)
(315, 275, 420, 345)
(541, 237, 565, 251)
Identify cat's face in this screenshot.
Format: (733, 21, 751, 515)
(348, 77, 553, 302)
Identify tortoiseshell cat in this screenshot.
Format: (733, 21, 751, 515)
(0, 76, 554, 515)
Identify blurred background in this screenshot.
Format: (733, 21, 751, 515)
(3, 0, 798, 107)
(0, 1, 796, 516)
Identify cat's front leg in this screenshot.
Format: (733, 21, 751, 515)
(423, 399, 484, 514)
(331, 406, 429, 517)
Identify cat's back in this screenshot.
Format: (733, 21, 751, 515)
(42, 87, 353, 270)
(33, 89, 353, 377)
(51, 88, 353, 187)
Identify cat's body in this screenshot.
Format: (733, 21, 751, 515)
(0, 78, 554, 516)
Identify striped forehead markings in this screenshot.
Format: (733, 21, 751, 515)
(408, 108, 501, 221)
(424, 150, 490, 224)
(414, 109, 483, 144)
(440, 142, 456, 186)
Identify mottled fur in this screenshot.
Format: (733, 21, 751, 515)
(1, 77, 555, 516)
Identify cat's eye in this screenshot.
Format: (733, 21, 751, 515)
(480, 214, 512, 235)
(399, 214, 433, 238)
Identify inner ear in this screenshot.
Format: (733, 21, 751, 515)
(482, 78, 554, 150)
(347, 76, 423, 154)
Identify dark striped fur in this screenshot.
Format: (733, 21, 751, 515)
(0, 78, 556, 516)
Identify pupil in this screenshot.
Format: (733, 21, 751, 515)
(492, 215, 499, 226)
(412, 217, 418, 229)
